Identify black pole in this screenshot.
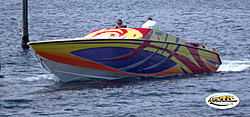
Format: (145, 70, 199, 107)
(22, 0, 30, 50)
(0, 54, 3, 78)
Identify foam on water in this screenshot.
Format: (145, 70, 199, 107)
(217, 60, 250, 72)
(23, 74, 57, 82)
(1, 74, 56, 83)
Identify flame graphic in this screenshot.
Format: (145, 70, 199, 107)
(85, 28, 143, 39)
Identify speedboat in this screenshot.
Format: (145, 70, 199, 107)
(29, 28, 222, 82)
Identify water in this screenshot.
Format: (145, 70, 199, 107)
(1, 0, 250, 116)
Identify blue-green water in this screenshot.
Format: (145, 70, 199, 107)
(1, 0, 250, 116)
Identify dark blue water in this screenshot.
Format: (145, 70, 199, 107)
(1, 0, 250, 116)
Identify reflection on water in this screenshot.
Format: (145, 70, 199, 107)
(48, 73, 214, 91)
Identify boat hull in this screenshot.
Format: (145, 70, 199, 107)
(30, 40, 221, 82)
(29, 28, 221, 82)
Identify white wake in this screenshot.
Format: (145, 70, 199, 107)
(217, 60, 250, 72)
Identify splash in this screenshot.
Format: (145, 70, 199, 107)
(23, 74, 57, 82)
(217, 60, 250, 72)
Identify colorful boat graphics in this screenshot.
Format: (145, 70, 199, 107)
(29, 28, 221, 82)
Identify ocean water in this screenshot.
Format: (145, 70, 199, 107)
(1, 0, 250, 116)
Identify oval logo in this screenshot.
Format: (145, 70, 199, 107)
(206, 93, 240, 109)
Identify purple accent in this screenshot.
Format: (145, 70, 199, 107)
(71, 47, 177, 74)
(180, 67, 188, 74)
(206, 60, 220, 67)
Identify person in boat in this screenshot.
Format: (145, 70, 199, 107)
(142, 17, 159, 29)
(114, 19, 127, 28)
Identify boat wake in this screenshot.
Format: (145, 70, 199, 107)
(23, 74, 57, 82)
(217, 60, 250, 72)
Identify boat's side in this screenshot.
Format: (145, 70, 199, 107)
(37, 55, 137, 82)
(29, 38, 221, 82)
